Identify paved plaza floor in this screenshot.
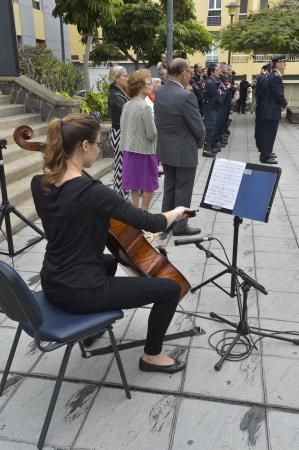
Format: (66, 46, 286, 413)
(0, 113, 299, 449)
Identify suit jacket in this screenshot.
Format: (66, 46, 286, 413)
(154, 81, 205, 168)
(261, 70, 288, 121)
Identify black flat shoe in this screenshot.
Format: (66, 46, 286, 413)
(139, 357, 186, 374)
(173, 226, 201, 236)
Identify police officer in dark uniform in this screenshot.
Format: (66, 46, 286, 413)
(259, 54, 288, 164)
(202, 63, 222, 157)
(255, 63, 271, 153)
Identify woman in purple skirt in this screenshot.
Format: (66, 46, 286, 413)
(119, 69, 158, 210)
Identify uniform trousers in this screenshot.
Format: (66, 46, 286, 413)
(203, 105, 220, 148)
(260, 119, 279, 160)
(42, 255, 180, 356)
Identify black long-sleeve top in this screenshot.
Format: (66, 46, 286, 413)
(31, 175, 167, 289)
(108, 84, 129, 130)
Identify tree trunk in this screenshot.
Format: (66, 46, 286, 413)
(83, 35, 93, 91)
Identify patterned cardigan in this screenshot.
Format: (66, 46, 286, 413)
(119, 96, 157, 155)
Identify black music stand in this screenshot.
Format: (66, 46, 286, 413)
(0, 139, 44, 257)
(191, 158, 281, 297)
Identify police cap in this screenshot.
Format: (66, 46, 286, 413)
(271, 54, 287, 62)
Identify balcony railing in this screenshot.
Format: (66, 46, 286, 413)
(253, 54, 299, 62)
(231, 55, 250, 63)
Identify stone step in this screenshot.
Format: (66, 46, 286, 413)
(5, 151, 43, 184)
(3, 135, 47, 164)
(0, 158, 114, 242)
(0, 95, 11, 104)
(6, 155, 111, 205)
(0, 113, 41, 131)
(1, 122, 48, 146)
(0, 104, 26, 118)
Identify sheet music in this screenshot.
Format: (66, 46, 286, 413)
(205, 159, 246, 210)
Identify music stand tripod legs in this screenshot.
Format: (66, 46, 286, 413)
(191, 216, 243, 298)
(0, 139, 44, 257)
(194, 242, 299, 371)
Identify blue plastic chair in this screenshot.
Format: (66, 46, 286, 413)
(0, 261, 131, 449)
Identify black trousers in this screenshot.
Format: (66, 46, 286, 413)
(238, 95, 247, 113)
(42, 255, 181, 355)
(162, 164, 197, 232)
(260, 119, 279, 160)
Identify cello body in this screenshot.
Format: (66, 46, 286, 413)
(107, 219, 190, 300)
(13, 124, 191, 301)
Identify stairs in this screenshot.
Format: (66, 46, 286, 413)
(0, 94, 113, 240)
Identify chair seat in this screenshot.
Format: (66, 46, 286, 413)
(22, 291, 123, 343)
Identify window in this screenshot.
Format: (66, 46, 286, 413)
(71, 55, 79, 61)
(239, 0, 248, 19)
(260, 0, 268, 9)
(206, 34, 220, 63)
(207, 0, 222, 26)
(36, 39, 46, 48)
(32, 0, 40, 10)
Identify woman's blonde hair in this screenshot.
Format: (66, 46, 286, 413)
(108, 65, 126, 83)
(127, 69, 151, 98)
(42, 113, 100, 191)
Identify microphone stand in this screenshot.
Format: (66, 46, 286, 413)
(192, 241, 299, 370)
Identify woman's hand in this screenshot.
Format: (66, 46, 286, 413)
(163, 207, 195, 228)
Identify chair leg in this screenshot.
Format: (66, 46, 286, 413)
(108, 327, 131, 399)
(0, 324, 22, 396)
(37, 343, 73, 450)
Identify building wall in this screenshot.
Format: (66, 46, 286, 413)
(41, 0, 70, 60)
(13, 0, 70, 60)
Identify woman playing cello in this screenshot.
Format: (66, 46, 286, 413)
(31, 113, 191, 374)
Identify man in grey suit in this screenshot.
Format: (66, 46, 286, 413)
(154, 58, 206, 235)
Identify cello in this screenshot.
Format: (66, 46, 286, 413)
(13, 125, 191, 300)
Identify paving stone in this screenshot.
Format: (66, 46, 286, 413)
(75, 388, 176, 450)
(268, 409, 299, 450)
(263, 355, 299, 408)
(172, 398, 267, 450)
(258, 291, 299, 322)
(0, 327, 41, 373)
(0, 378, 97, 448)
(184, 347, 263, 403)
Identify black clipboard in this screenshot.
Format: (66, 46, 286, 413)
(200, 159, 281, 223)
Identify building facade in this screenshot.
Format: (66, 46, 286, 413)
(193, 0, 299, 105)
(12, 0, 299, 104)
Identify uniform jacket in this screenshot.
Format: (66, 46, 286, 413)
(261, 70, 288, 121)
(203, 77, 222, 109)
(154, 81, 205, 168)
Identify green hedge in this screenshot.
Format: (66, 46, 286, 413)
(18, 45, 83, 96)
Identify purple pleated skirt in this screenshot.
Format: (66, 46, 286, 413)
(122, 151, 159, 191)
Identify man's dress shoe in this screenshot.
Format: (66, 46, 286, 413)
(173, 226, 201, 236)
(260, 158, 278, 165)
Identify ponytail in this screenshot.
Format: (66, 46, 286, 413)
(41, 113, 100, 192)
(42, 118, 67, 191)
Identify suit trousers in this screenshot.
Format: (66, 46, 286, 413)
(162, 164, 197, 232)
(260, 119, 279, 160)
